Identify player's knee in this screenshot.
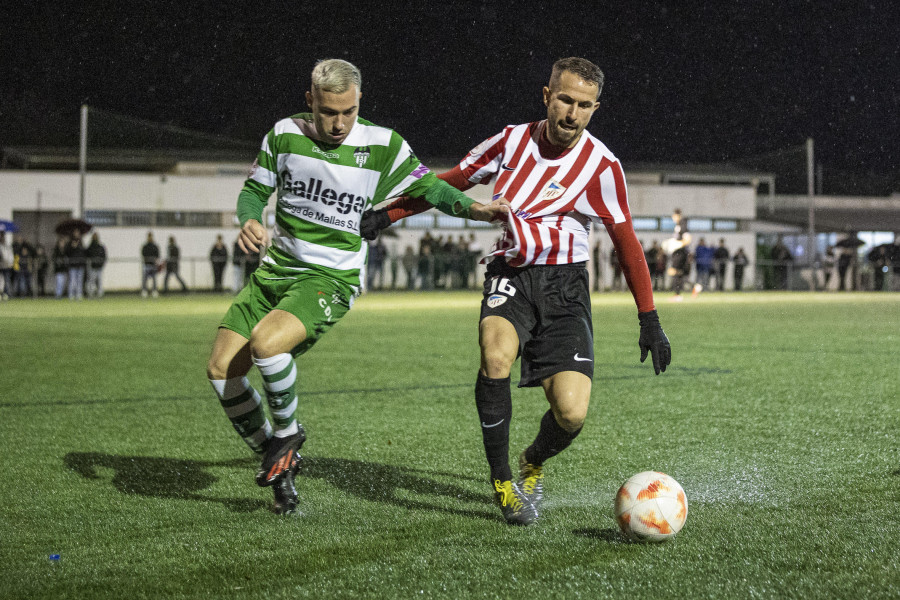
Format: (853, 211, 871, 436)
(248, 333, 277, 359)
(206, 353, 231, 381)
(480, 348, 514, 379)
(555, 408, 586, 433)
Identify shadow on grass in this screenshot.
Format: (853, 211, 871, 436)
(63, 452, 495, 520)
(64, 452, 267, 513)
(300, 456, 494, 520)
(572, 527, 627, 543)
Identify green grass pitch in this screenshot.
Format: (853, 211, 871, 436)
(1, 291, 898, 599)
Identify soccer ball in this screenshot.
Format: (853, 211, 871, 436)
(614, 471, 688, 542)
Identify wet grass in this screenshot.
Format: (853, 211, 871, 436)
(1, 291, 898, 598)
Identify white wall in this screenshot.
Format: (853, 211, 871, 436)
(0, 170, 758, 291)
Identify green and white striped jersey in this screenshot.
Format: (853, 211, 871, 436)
(239, 113, 438, 292)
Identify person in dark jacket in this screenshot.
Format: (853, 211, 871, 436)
(66, 231, 88, 300)
(209, 235, 228, 292)
(52, 237, 68, 298)
(164, 236, 188, 293)
(85, 232, 107, 298)
(141, 232, 160, 298)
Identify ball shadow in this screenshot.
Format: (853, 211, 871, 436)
(572, 527, 628, 543)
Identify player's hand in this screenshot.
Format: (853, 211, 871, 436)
(469, 197, 510, 222)
(638, 310, 671, 375)
(238, 219, 269, 254)
(360, 208, 391, 241)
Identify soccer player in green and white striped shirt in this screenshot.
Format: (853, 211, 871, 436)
(206, 59, 508, 515)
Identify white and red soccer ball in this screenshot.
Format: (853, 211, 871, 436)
(615, 471, 688, 542)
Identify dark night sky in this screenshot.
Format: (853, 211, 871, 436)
(2, 1, 898, 193)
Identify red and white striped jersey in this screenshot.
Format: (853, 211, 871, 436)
(458, 120, 630, 267)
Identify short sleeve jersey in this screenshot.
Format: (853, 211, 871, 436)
(456, 120, 631, 267)
(241, 114, 436, 291)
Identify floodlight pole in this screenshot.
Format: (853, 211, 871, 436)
(78, 104, 88, 218)
(806, 137, 815, 290)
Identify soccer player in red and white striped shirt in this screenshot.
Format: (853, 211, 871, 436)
(363, 57, 671, 525)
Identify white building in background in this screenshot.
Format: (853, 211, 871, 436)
(0, 163, 761, 292)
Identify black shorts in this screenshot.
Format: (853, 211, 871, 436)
(480, 259, 594, 387)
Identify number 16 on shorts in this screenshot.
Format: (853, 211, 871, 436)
(487, 276, 516, 308)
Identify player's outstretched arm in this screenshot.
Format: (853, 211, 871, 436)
(359, 166, 484, 240)
(606, 219, 671, 374)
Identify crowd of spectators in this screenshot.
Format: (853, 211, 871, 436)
(2, 228, 898, 299)
(366, 232, 482, 291)
(0, 230, 106, 300)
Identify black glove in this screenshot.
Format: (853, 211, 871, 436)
(638, 310, 671, 375)
(360, 208, 391, 241)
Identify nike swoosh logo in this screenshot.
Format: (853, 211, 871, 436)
(481, 419, 505, 428)
(573, 354, 593, 362)
(501, 163, 515, 171)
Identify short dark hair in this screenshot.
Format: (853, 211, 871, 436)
(551, 57, 604, 95)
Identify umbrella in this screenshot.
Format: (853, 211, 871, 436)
(55, 218, 93, 237)
(834, 234, 864, 248)
(0, 219, 19, 233)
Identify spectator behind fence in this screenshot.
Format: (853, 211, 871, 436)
(401, 245, 417, 289)
(52, 236, 68, 298)
(85, 232, 107, 298)
(609, 246, 622, 291)
(164, 235, 188, 293)
(66, 231, 87, 300)
(0, 231, 11, 300)
(867, 243, 890, 291)
(890, 236, 900, 291)
(694, 237, 714, 291)
(837, 245, 854, 291)
(141, 231, 160, 298)
(771, 237, 793, 290)
(591, 240, 602, 292)
(232, 237, 244, 293)
(713, 238, 730, 291)
(210, 235, 228, 292)
(35, 244, 48, 296)
(732, 247, 749, 291)
(418, 244, 434, 290)
(645, 240, 662, 292)
(367, 237, 386, 290)
(822, 246, 836, 290)
(12, 234, 34, 297)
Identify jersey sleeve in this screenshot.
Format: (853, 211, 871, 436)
(575, 157, 631, 226)
(372, 131, 438, 205)
(606, 219, 655, 313)
(456, 129, 508, 185)
(236, 130, 277, 225)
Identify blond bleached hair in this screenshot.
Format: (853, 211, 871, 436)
(311, 59, 362, 94)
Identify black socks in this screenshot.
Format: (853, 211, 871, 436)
(525, 409, 582, 466)
(475, 372, 513, 482)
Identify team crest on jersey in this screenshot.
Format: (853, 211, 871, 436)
(354, 146, 371, 167)
(469, 139, 491, 158)
(486, 294, 507, 308)
(538, 179, 566, 201)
